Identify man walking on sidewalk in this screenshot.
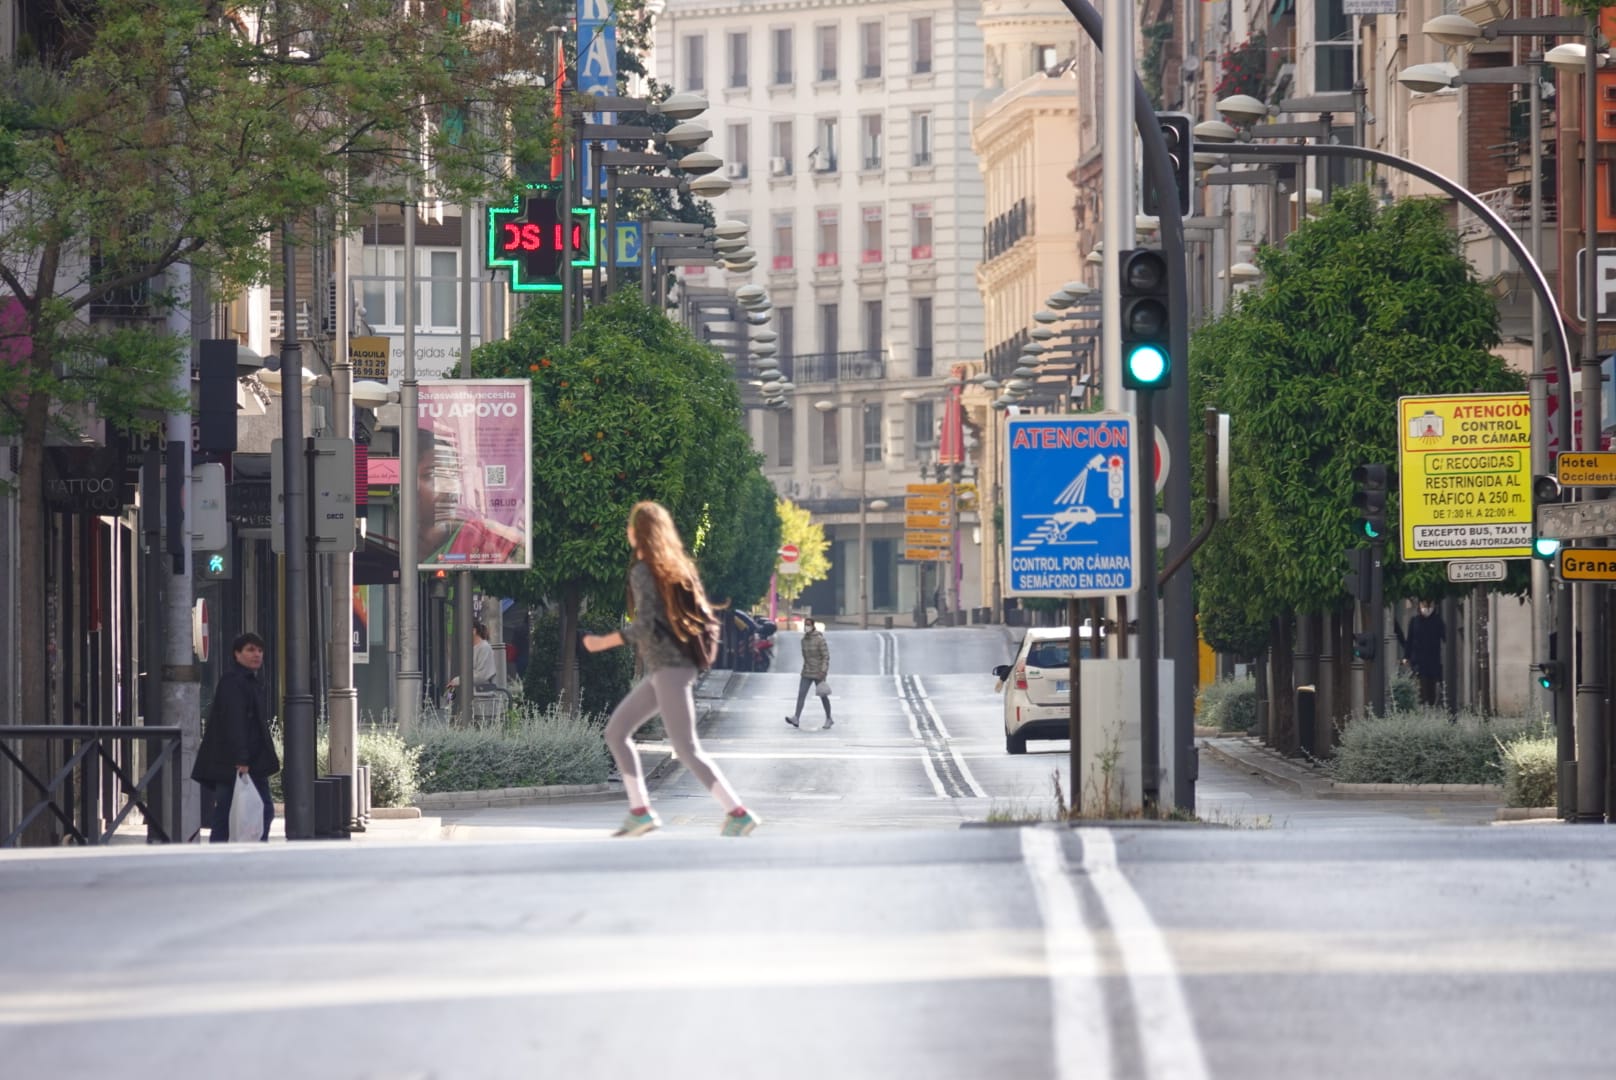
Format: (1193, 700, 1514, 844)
(786, 617, 833, 730)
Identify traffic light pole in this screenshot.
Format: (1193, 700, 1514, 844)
(1368, 538, 1386, 718)
(1137, 390, 1162, 813)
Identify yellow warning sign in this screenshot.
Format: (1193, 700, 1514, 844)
(1398, 393, 1532, 561)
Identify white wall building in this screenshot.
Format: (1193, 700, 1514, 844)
(654, 0, 988, 623)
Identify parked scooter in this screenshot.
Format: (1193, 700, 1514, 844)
(748, 618, 777, 672)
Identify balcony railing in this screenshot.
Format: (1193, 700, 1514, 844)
(791, 349, 888, 383)
(983, 199, 1030, 262)
(985, 329, 1031, 379)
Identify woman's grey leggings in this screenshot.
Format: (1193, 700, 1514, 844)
(793, 676, 832, 722)
(604, 667, 740, 813)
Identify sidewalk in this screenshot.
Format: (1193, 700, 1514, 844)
(1199, 734, 1504, 801)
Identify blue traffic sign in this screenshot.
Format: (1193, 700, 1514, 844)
(1004, 413, 1138, 596)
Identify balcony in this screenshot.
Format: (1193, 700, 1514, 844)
(983, 199, 1030, 262)
(789, 349, 888, 383)
(985, 330, 1031, 379)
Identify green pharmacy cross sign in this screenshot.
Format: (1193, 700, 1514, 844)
(487, 185, 597, 293)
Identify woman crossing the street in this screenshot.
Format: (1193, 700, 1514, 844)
(583, 501, 761, 838)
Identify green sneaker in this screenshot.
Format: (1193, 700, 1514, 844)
(720, 810, 761, 837)
(613, 809, 661, 837)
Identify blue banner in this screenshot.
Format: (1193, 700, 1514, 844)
(576, 0, 618, 200)
(1004, 414, 1138, 597)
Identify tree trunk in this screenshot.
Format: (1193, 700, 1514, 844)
(555, 582, 582, 716)
(1270, 614, 1297, 755)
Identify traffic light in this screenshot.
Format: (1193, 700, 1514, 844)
(1534, 660, 1564, 692)
(1143, 112, 1194, 217)
(1351, 464, 1389, 541)
(1352, 632, 1377, 661)
(1532, 473, 1564, 560)
(1342, 547, 1371, 604)
(1118, 248, 1171, 390)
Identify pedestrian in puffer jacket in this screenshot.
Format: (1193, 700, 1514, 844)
(786, 617, 833, 730)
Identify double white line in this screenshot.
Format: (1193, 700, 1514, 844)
(1021, 827, 1210, 1080)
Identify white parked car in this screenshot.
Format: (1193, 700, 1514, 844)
(992, 626, 1099, 754)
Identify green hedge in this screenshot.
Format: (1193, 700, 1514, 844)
(414, 703, 612, 794)
(523, 607, 636, 717)
(1196, 677, 1258, 732)
(1331, 709, 1532, 785)
(1498, 728, 1556, 808)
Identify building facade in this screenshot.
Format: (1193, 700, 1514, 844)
(653, 0, 988, 623)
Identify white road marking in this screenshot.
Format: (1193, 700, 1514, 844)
(911, 677, 988, 798)
(1076, 828, 1211, 1080)
(894, 674, 923, 740)
(918, 751, 949, 799)
(1020, 828, 1112, 1080)
(642, 748, 933, 762)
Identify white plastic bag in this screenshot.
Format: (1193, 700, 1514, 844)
(815, 680, 832, 698)
(229, 773, 265, 843)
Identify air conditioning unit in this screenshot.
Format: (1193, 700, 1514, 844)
(769, 156, 790, 177)
(813, 159, 837, 174)
(726, 161, 748, 180)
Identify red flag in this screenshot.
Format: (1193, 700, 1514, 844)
(551, 50, 567, 180)
(938, 382, 965, 465)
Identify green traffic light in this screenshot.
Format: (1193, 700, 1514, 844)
(1124, 343, 1170, 388)
(1532, 536, 1562, 560)
(1359, 520, 1383, 541)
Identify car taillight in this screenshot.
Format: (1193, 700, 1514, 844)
(1015, 666, 1028, 691)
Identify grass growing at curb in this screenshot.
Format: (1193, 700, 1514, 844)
(1329, 708, 1533, 786)
(981, 771, 1270, 828)
(1497, 726, 1556, 808)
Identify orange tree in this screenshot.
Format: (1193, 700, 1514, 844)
(472, 292, 764, 709)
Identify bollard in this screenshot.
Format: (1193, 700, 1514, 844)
(330, 773, 355, 834)
(312, 777, 338, 838)
(1296, 685, 1317, 758)
(356, 764, 372, 824)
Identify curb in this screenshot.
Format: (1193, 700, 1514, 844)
(369, 807, 421, 820)
(414, 782, 614, 812)
(1198, 738, 1325, 797)
(1496, 806, 1558, 821)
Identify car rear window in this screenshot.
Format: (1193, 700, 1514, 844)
(1026, 642, 1069, 669)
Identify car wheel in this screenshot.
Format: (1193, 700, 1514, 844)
(1005, 732, 1027, 755)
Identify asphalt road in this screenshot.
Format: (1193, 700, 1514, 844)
(1, 627, 1610, 1079)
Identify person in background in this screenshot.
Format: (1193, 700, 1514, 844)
(1402, 598, 1446, 707)
(786, 617, 833, 730)
(192, 632, 279, 842)
(584, 501, 761, 838)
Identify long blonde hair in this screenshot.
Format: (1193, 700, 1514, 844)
(625, 501, 718, 648)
